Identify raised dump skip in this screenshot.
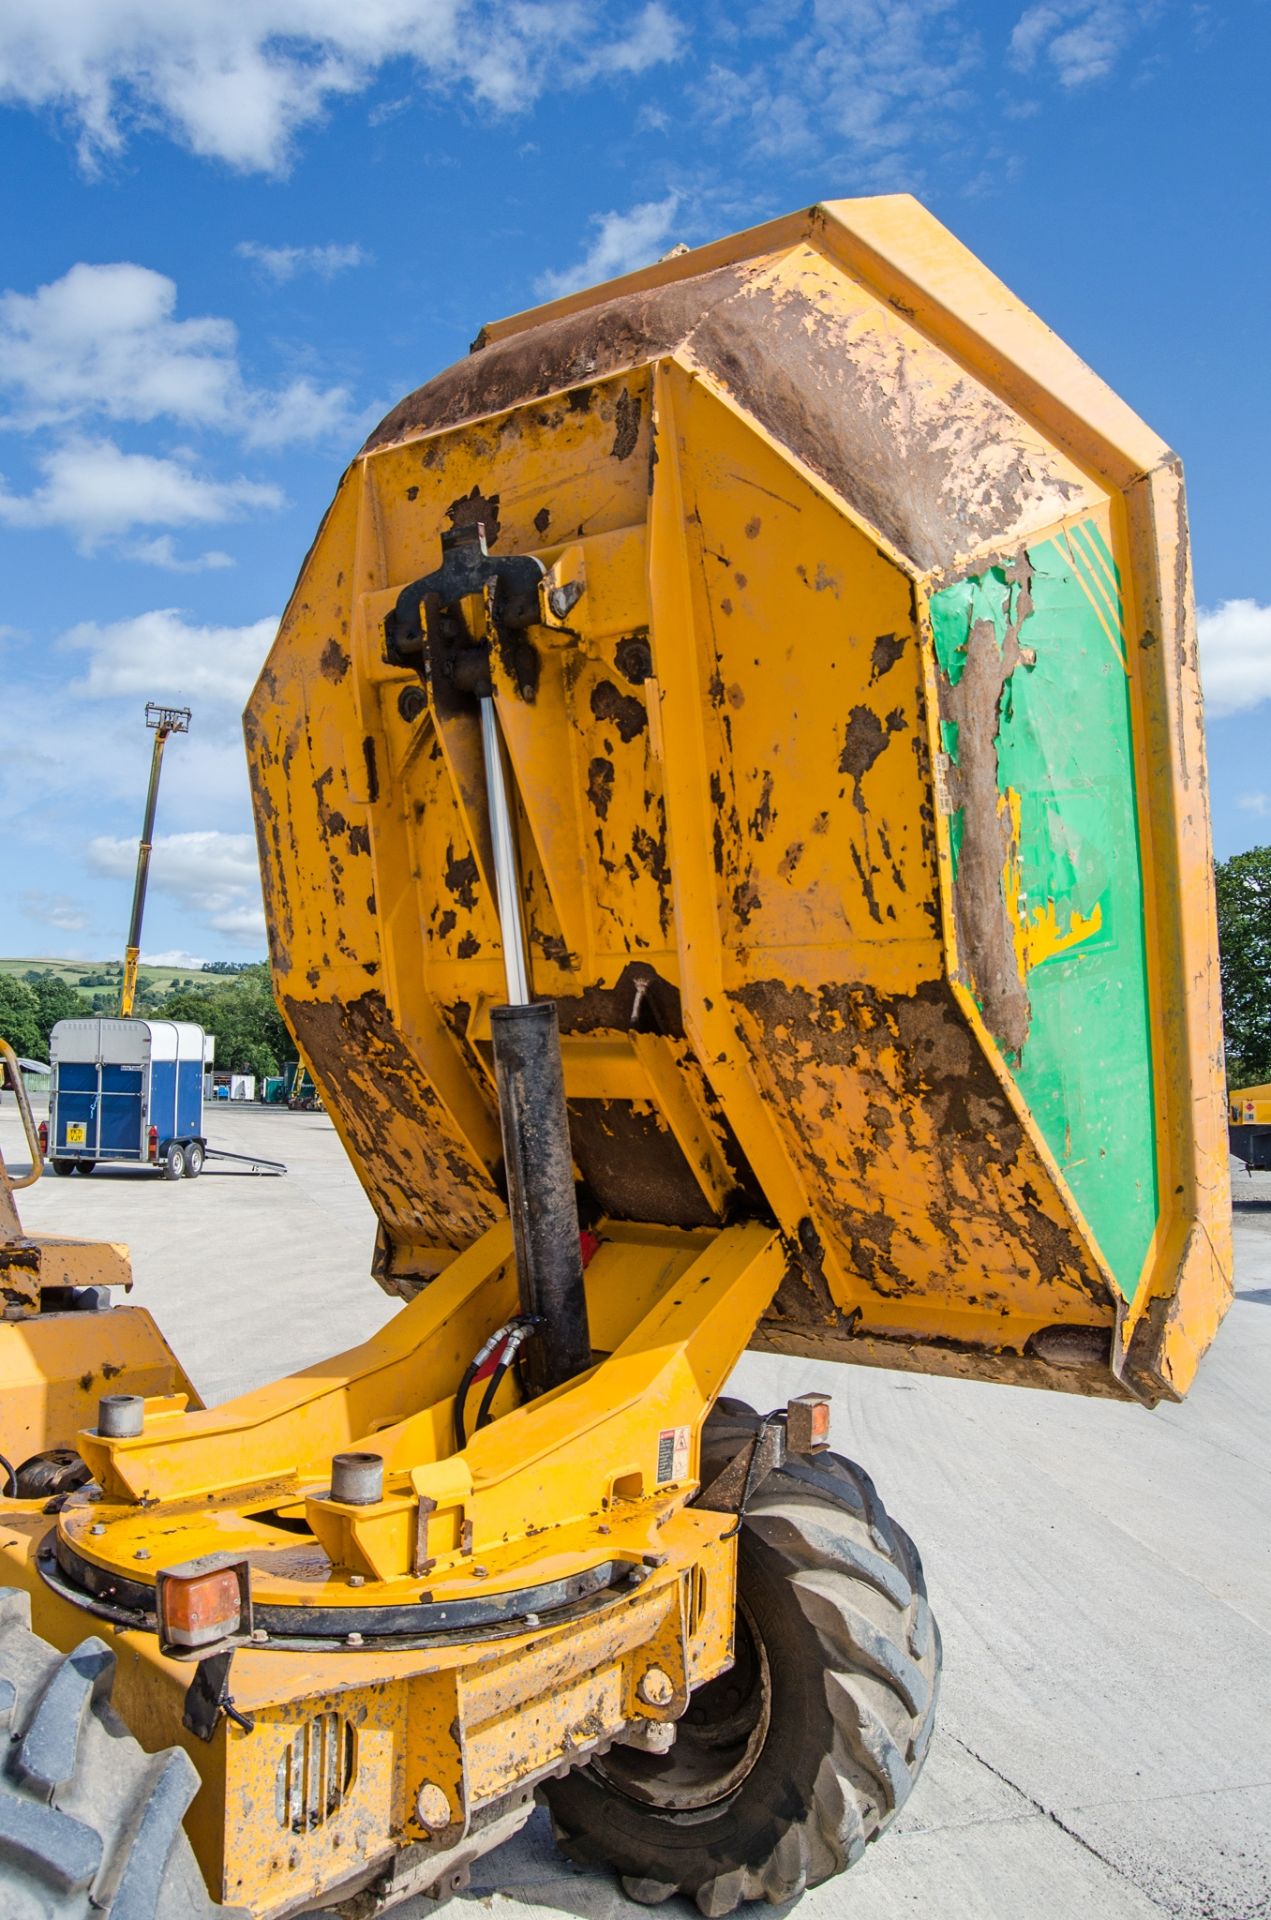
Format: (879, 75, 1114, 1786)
(246, 195, 1231, 1408)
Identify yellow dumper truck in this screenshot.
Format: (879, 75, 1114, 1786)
(0, 196, 1230, 1917)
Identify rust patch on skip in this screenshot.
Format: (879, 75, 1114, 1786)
(443, 844, 480, 910)
(732, 974, 1106, 1310)
(591, 679, 646, 743)
(360, 257, 1083, 574)
(937, 552, 1033, 1056)
(283, 990, 499, 1253)
(446, 484, 501, 546)
(362, 264, 748, 450)
(587, 756, 615, 820)
(870, 632, 906, 682)
(629, 816, 671, 935)
(838, 705, 906, 807)
(749, 771, 775, 840)
(320, 637, 351, 682)
(610, 388, 642, 461)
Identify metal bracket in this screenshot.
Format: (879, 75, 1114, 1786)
(696, 1414, 787, 1525)
(384, 522, 545, 704)
(182, 1650, 255, 1743)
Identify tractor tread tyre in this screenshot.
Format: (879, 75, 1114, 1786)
(545, 1399, 939, 1915)
(0, 1587, 240, 1918)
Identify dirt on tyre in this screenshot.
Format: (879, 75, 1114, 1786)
(544, 1397, 940, 1915)
(0, 1586, 241, 1917)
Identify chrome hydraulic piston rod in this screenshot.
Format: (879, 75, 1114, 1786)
(481, 693, 591, 1395)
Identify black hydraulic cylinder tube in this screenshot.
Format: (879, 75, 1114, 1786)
(490, 1000, 591, 1396)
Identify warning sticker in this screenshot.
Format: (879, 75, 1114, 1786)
(656, 1426, 690, 1485)
(66, 1123, 86, 1145)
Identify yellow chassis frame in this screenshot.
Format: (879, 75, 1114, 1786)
(2, 1217, 787, 1915)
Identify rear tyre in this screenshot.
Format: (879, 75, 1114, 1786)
(545, 1398, 940, 1915)
(161, 1143, 186, 1181)
(183, 1142, 204, 1178)
(0, 1587, 241, 1916)
(75, 1160, 95, 1176)
(52, 1160, 76, 1178)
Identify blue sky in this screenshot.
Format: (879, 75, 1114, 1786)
(1, 0, 1267, 964)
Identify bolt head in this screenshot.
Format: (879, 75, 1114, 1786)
(637, 1665, 674, 1708)
(133, 1548, 150, 1561)
(417, 1781, 451, 1833)
(89, 1523, 105, 1536)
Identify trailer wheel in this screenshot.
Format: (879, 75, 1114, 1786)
(184, 1142, 205, 1178)
(52, 1160, 76, 1177)
(161, 1143, 186, 1181)
(0, 1587, 241, 1917)
(75, 1160, 95, 1176)
(545, 1399, 940, 1914)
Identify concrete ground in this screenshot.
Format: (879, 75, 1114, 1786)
(3, 1098, 1269, 1919)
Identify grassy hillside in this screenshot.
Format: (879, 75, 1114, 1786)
(0, 958, 236, 1004)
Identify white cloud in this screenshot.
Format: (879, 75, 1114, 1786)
(1198, 599, 1271, 721)
(580, 1, 679, 75)
(0, 438, 283, 548)
(0, 2, 680, 175)
(536, 196, 682, 300)
(695, 2, 979, 174)
(0, 263, 235, 430)
(237, 240, 368, 282)
(122, 535, 234, 571)
(89, 830, 265, 942)
(203, 904, 268, 943)
(62, 608, 278, 707)
(0, 261, 361, 446)
(1009, 2, 1146, 87)
(236, 376, 365, 450)
(140, 949, 210, 968)
(22, 889, 89, 933)
(1237, 794, 1271, 818)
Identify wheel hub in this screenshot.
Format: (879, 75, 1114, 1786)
(593, 1599, 771, 1813)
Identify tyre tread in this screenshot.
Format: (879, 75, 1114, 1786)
(548, 1401, 940, 1915)
(0, 1588, 240, 1916)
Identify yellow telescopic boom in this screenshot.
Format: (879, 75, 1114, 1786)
(118, 701, 190, 1018)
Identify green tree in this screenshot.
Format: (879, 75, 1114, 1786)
(30, 976, 86, 1051)
(158, 965, 291, 1075)
(0, 977, 42, 1059)
(1215, 845, 1271, 1087)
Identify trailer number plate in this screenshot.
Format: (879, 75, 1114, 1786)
(66, 1123, 86, 1145)
(656, 1426, 690, 1485)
